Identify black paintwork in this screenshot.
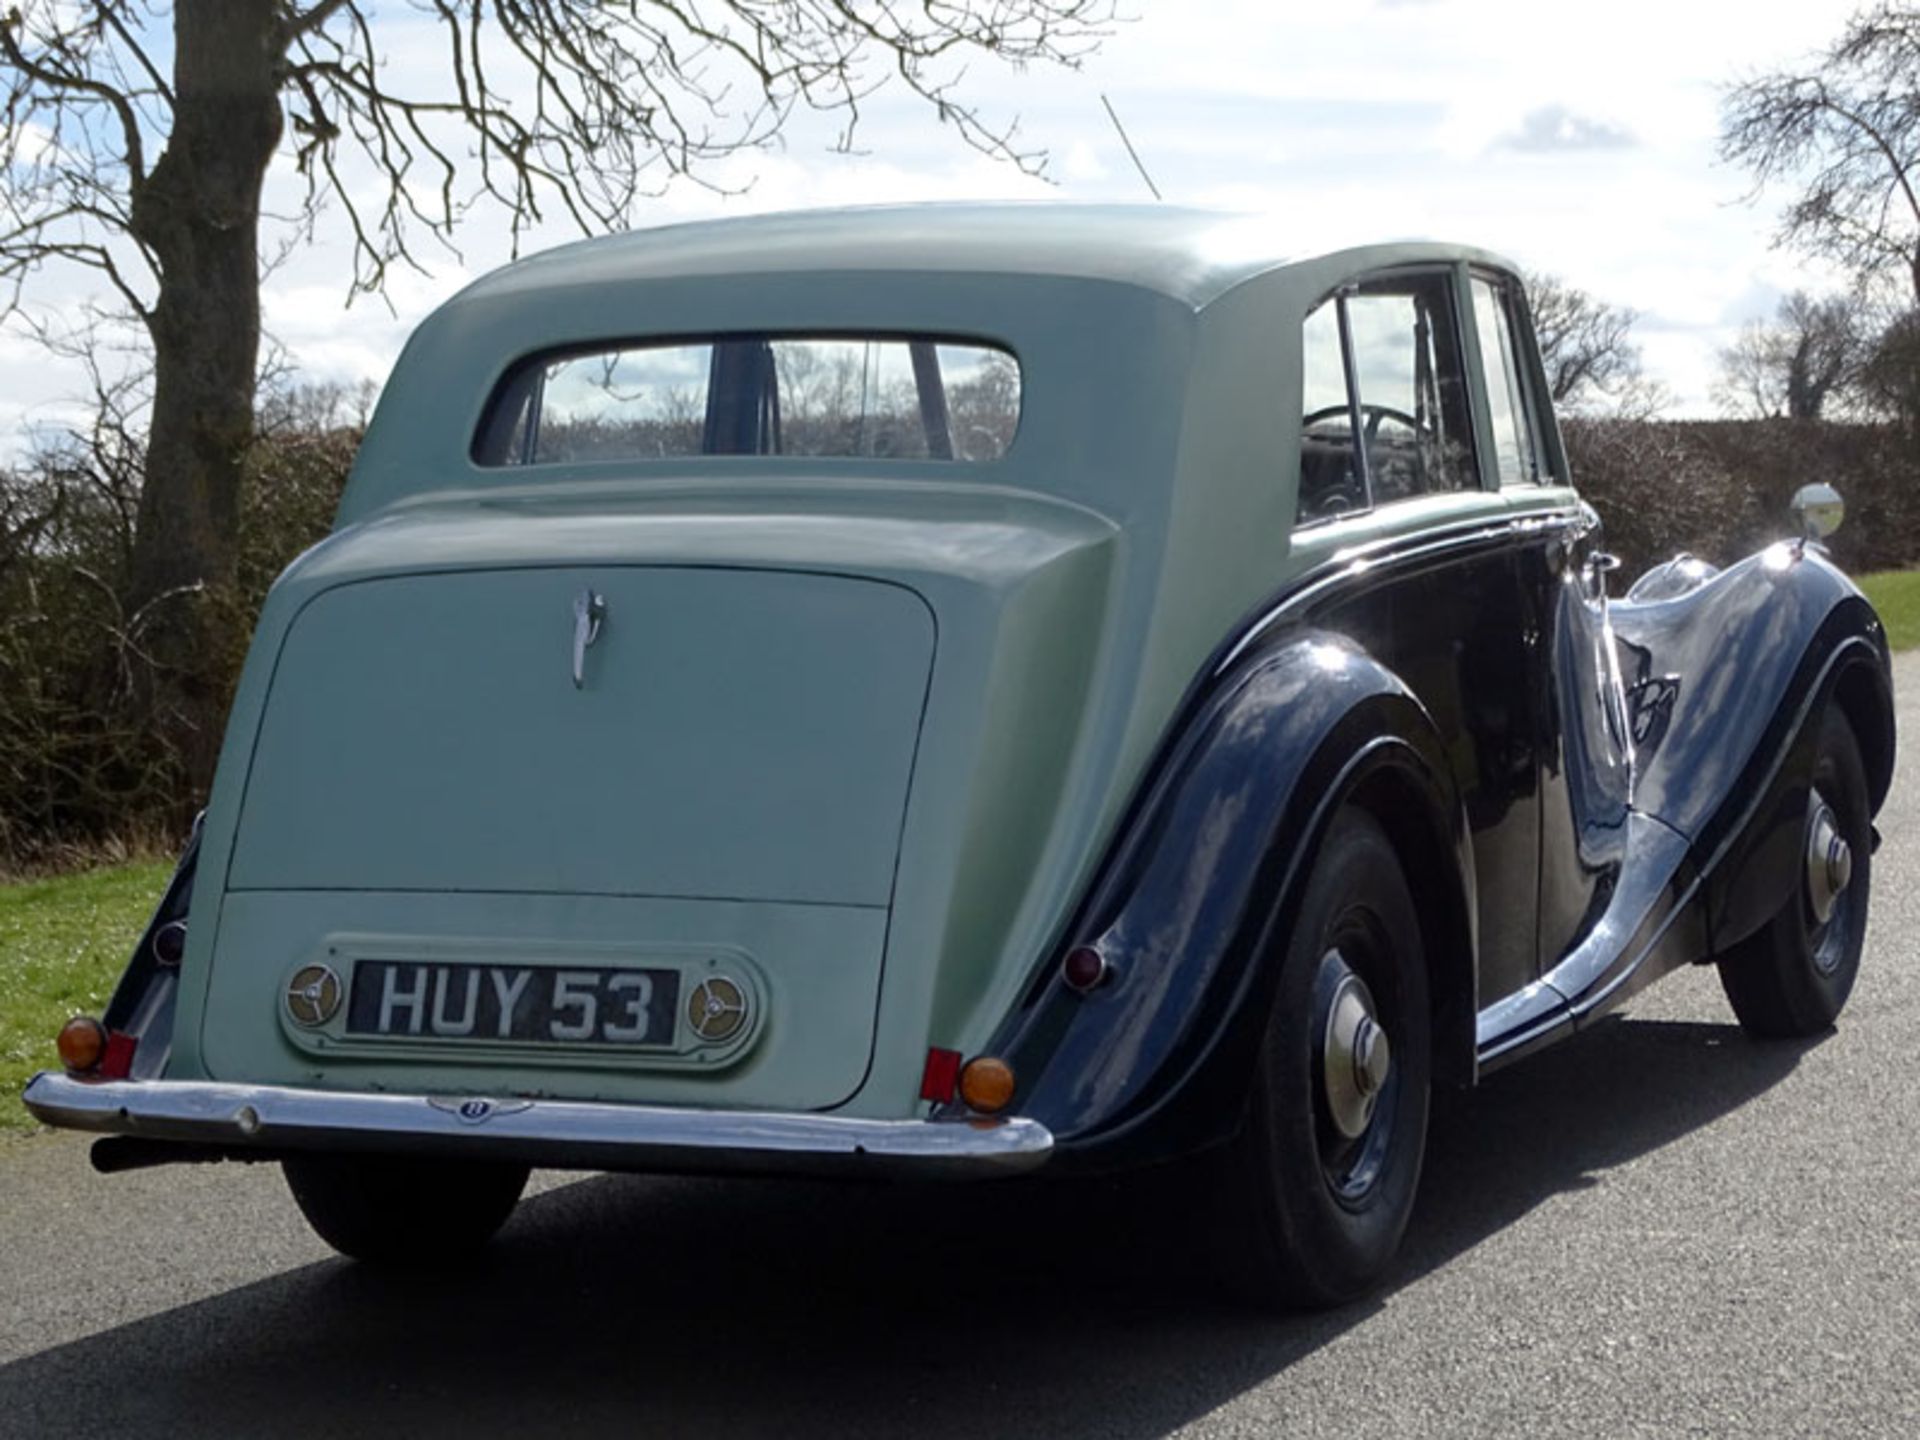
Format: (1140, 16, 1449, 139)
(1614, 552, 1893, 951)
(957, 630, 1474, 1169)
(96, 816, 199, 1081)
(975, 511, 1894, 1174)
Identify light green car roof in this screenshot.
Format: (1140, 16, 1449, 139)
(456, 201, 1515, 314)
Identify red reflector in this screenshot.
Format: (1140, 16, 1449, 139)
(920, 1046, 962, 1103)
(1062, 945, 1110, 993)
(100, 1031, 137, 1080)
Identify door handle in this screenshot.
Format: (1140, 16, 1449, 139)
(1583, 550, 1621, 600)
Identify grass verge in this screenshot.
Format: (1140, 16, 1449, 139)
(0, 860, 170, 1134)
(1858, 570, 1920, 653)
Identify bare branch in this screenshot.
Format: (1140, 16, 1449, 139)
(0, 4, 148, 186)
(1722, 4, 1920, 301)
(283, 0, 354, 43)
(277, 0, 1115, 294)
(1524, 272, 1645, 413)
(94, 2, 170, 107)
(1714, 289, 1868, 419)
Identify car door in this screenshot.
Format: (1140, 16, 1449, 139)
(1293, 266, 1544, 1010)
(1463, 270, 1634, 975)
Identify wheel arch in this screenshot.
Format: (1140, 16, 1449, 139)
(1345, 760, 1478, 1090)
(1696, 607, 1894, 955)
(979, 630, 1479, 1170)
(1830, 644, 1895, 817)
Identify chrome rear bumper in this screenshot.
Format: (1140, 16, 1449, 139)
(21, 1073, 1053, 1180)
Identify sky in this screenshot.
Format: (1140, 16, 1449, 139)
(0, 0, 1881, 449)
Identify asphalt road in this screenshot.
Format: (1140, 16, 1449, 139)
(4, 661, 1919, 1439)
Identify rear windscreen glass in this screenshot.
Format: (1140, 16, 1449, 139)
(472, 335, 1020, 466)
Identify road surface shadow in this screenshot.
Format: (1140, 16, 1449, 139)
(0, 1015, 1817, 1438)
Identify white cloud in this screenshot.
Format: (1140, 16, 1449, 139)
(1500, 105, 1637, 153)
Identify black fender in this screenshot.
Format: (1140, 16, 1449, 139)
(1611, 546, 1894, 954)
(952, 631, 1476, 1173)
(97, 818, 200, 1081)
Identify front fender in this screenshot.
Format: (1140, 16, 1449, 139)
(1613, 545, 1894, 950)
(959, 631, 1473, 1171)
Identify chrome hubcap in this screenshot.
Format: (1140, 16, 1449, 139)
(1806, 792, 1852, 926)
(1322, 956, 1391, 1140)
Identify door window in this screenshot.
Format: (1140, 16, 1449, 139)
(1297, 271, 1480, 524)
(1471, 277, 1542, 486)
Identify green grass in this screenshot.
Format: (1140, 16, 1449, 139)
(1858, 570, 1920, 653)
(0, 860, 171, 1133)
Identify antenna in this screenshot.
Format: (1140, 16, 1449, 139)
(1100, 93, 1163, 202)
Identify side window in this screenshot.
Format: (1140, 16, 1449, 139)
(1471, 277, 1541, 485)
(1297, 271, 1480, 525)
(1298, 301, 1362, 523)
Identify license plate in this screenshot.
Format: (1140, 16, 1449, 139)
(346, 961, 681, 1046)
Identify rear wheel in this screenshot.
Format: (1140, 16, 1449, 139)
(1716, 707, 1872, 1038)
(283, 1152, 529, 1265)
(1216, 806, 1431, 1308)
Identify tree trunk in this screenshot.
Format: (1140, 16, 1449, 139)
(126, 2, 285, 797)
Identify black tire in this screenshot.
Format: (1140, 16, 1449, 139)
(283, 1152, 529, 1265)
(1216, 806, 1431, 1308)
(1716, 706, 1872, 1038)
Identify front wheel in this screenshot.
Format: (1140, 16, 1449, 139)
(283, 1152, 530, 1265)
(1215, 806, 1431, 1308)
(1716, 706, 1872, 1038)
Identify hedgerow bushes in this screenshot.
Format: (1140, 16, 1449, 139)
(1565, 417, 1920, 575)
(1, 386, 364, 872)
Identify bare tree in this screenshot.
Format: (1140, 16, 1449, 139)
(1523, 271, 1656, 415)
(0, 0, 1114, 784)
(1714, 289, 1867, 419)
(1853, 305, 1920, 423)
(1722, 4, 1920, 304)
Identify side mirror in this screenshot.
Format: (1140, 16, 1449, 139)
(1791, 483, 1845, 542)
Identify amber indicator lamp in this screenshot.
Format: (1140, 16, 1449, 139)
(958, 1055, 1016, 1114)
(56, 1016, 108, 1075)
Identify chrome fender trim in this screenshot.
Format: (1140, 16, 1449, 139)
(21, 1073, 1053, 1180)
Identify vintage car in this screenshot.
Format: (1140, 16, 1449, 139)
(25, 205, 1895, 1306)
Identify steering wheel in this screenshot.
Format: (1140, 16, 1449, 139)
(1299, 405, 1366, 519)
(1302, 403, 1424, 443)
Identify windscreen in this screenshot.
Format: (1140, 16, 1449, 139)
(473, 335, 1020, 466)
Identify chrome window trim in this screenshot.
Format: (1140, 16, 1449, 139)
(1467, 271, 1541, 487)
(1335, 287, 1374, 509)
(1490, 268, 1570, 486)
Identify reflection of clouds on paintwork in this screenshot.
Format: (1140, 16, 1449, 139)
(1499, 105, 1637, 153)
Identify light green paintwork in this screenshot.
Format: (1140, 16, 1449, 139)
(232, 568, 933, 903)
(171, 204, 1552, 1121)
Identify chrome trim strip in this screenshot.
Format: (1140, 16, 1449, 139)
(21, 1073, 1053, 1180)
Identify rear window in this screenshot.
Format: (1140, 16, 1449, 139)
(473, 335, 1021, 466)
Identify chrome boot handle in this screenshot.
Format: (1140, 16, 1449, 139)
(571, 588, 606, 689)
